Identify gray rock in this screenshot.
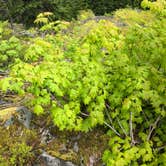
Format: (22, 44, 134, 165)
(17, 106, 32, 128)
(40, 152, 61, 166)
(73, 142, 79, 153)
(0, 100, 6, 105)
(40, 152, 77, 166)
(4, 116, 14, 126)
(4, 106, 32, 128)
(64, 161, 77, 166)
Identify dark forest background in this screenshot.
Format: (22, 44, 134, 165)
(0, 0, 142, 26)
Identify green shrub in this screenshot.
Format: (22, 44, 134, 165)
(0, 36, 22, 70)
(10, 143, 33, 166)
(0, 21, 12, 39)
(0, 20, 122, 131)
(114, 8, 155, 26)
(102, 1, 166, 165)
(0, 1, 165, 165)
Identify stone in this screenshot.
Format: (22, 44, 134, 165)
(39, 152, 77, 166)
(73, 142, 79, 153)
(4, 106, 32, 128)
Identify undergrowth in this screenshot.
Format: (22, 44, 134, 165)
(0, 0, 165, 165)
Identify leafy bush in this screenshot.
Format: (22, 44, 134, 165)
(9, 142, 33, 166)
(114, 8, 155, 26)
(0, 0, 165, 165)
(0, 36, 22, 70)
(0, 20, 123, 131)
(34, 12, 70, 33)
(102, 1, 166, 165)
(0, 21, 12, 39)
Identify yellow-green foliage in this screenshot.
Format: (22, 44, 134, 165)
(0, 2, 165, 165)
(0, 21, 12, 40)
(141, 0, 166, 17)
(34, 12, 54, 25)
(114, 8, 155, 26)
(102, 1, 166, 165)
(1, 20, 123, 131)
(0, 36, 22, 69)
(34, 12, 70, 33)
(9, 142, 33, 166)
(0, 126, 37, 166)
(77, 10, 95, 21)
(24, 37, 60, 62)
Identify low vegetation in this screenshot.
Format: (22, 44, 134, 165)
(0, 0, 165, 165)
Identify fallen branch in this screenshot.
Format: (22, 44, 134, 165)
(147, 116, 161, 141)
(80, 112, 89, 117)
(80, 111, 121, 137)
(105, 104, 122, 136)
(156, 144, 166, 151)
(104, 121, 121, 137)
(130, 112, 135, 146)
(117, 117, 128, 137)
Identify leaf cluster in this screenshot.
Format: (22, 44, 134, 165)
(0, 1, 165, 165)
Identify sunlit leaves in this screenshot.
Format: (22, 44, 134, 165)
(0, 6, 166, 165)
(34, 105, 44, 115)
(34, 12, 53, 25)
(0, 36, 22, 69)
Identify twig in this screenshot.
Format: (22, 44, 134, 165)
(130, 112, 135, 146)
(105, 104, 113, 124)
(105, 109, 122, 136)
(80, 111, 121, 137)
(117, 118, 128, 137)
(156, 144, 166, 151)
(80, 112, 89, 117)
(147, 116, 161, 141)
(104, 121, 121, 137)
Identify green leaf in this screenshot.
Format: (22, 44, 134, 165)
(34, 105, 44, 115)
